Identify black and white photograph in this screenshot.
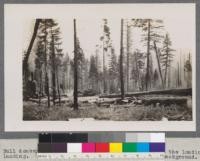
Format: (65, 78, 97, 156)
(22, 18, 193, 121)
(4, 4, 195, 131)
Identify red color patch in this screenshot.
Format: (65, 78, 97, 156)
(95, 143, 109, 152)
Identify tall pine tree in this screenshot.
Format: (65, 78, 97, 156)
(160, 33, 175, 88)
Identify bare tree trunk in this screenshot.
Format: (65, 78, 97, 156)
(103, 40, 106, 94)
(126, 22, 130, 92)
(51, 34, 56, 105)
(120, 19, 125, 100)
(153, 41, 164, 88)
(73, 19, 78, 110)
(44, 20, 50, 107)
(145, 19, 151, 91)
(134, 52, 139, 90)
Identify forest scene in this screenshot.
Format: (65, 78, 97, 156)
(23, 18, 193, 121)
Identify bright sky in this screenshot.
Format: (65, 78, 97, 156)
(54, 15, 195, 59)
(24, 16, 195, 59)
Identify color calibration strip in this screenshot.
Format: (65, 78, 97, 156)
(38, 133, 165, 153)
(39, 142, 165, 153)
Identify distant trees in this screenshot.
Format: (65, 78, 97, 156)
(89, 55, 98, 92)
(23, 19, 64, 107)
(38, 19, 64, 107)
(131, 49, 145, 91)
(134, 19, 164, 90)
(108, 48, 119, 93)
(160, 33, 175, 88)
(23, 18, 192, 108)
(184, 53, 192, 88)
(48, 20, 62, 105)
(37, 19, 51, 107)
(35, 39, 45, 105)
(62, 53, 71, 92)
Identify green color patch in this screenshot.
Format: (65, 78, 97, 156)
(123, 143, 137, 152)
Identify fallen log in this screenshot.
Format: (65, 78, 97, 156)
(141, 97, 188, 106)
(100, 88, 192, 98)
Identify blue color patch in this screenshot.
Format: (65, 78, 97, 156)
(136, 143, 150, 152)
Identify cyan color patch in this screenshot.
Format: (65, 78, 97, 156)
(136, 143, 149, 152)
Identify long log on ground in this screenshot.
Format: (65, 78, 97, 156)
(100, 88, 192, 98)
(141, 97, 188, 106)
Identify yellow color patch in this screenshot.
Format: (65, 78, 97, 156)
(109, 143, 122, 153)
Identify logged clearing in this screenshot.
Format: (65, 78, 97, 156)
(23, 96, 192, 121)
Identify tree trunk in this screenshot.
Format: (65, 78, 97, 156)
(44, 20, 50, 107)
(51, 34, 56, 105)
(153, 41, 164, 88)
(73, 19, 78, 110)
(120, 19, 125, 100)
(103, 39, 106, 94)
(23, 19, 41, 82)
(145, 19, 151, 91)
(126, 23, 130, 92)
(134, 52, 139, 91)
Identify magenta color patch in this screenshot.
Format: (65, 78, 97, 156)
(82, 143, 95, 153)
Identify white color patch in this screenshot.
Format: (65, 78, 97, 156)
(67, 143, 82, 153)
(150, 133, 165, 143)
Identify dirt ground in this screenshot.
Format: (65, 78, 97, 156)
(23, 96, 192, 121)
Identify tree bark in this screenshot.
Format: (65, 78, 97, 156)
(51, 34, 56, 105)
(126, 23, 130, 92)
(134, 52, 140, 90)
(120, 19, 125, 100)
(44, 20, 50, 107)
(73, 19, 78, 110)
(103, 38, 106, 94)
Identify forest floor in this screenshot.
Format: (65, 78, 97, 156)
(23, 95, 192, 121)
